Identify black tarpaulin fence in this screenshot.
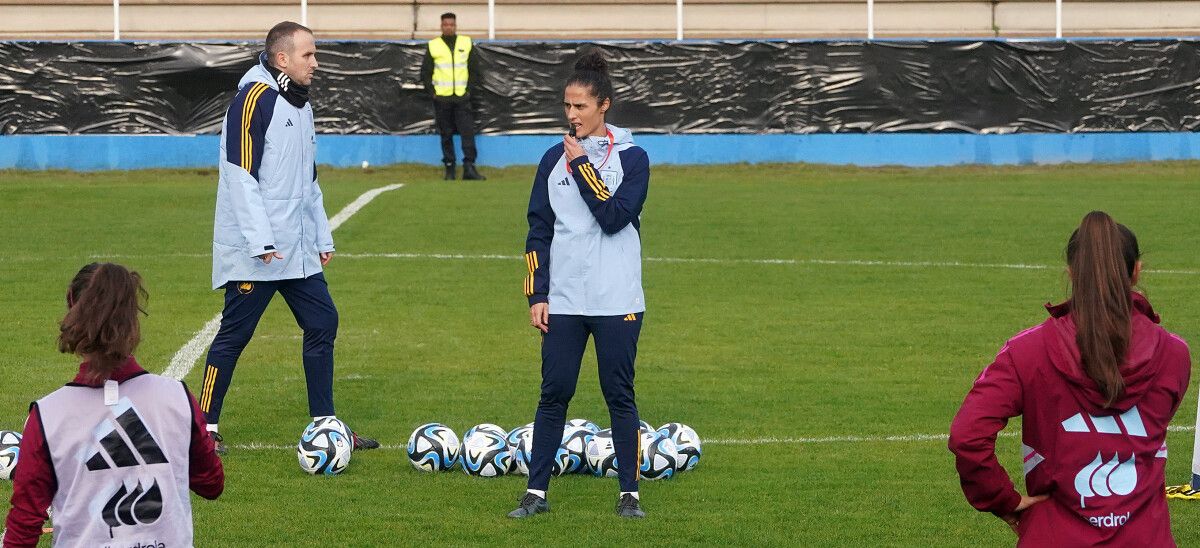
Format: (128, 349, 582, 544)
(2, 39, 1199, 136)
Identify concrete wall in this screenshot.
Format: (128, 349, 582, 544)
(1, 1, 1199, 40)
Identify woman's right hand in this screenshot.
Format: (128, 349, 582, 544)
(530, 303, 549, 333)
(999, 494, 1048, 534)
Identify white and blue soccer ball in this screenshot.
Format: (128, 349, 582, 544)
(566, 419, 600, 434)
(639, 420, 655, 435)
(407, 423, 460, 472)
(512, 428, 535, 476)
(506, 424, 532, 474)
(555, 425, 593, 475)
(464, 423, 507, 440)
(462, 430, 511, 477)
(586, 428, 617, 478)
(0, 430, 21, 480)
(296, 418, 352, 475)
(658, 423, 701, 471)
(639, 431, 679, 481)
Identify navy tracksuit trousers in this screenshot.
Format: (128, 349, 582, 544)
(199, 272, 338, 424)
(528, 313, 643, 493)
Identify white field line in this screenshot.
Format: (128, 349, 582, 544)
(12, 251, 1200, 276)
(161, 183, 405, 381)
(226, 424, 1197, 451)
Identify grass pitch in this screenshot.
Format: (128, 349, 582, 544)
(0, 161, 1198, 545)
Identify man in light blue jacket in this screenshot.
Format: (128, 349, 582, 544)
(202, 21, 377, 453)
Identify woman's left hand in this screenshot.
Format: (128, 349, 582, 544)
(563, 134, 585, 162)
(999, 494, 1048, 535)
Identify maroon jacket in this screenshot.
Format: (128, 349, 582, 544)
(3, 358, 224, 547)
(950, 293, 1190, 547)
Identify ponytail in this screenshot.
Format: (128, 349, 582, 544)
(565, 48, 614, 106)
(1065, 211, 1140, 407)
(58, 263, 148, 382)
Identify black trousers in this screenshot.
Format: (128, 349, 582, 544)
(201, 273, 338, 424)
(433, 98, 477, 165)
(528, 313, 643, 493)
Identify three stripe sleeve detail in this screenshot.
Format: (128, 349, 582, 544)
(240, 83, 270, 172)
(524, 251, 539, 297)
(578, 163, 611, 201)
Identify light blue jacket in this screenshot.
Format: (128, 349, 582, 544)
(212, 55, 333, 289)
(524, 124, 649, 316)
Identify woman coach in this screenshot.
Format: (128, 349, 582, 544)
(509, 49, 652, 520)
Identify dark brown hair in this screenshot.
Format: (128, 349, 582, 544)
(1066, 211, 1140, 407)
(58, 263, 147, 381)
(566, 48, 614, 107)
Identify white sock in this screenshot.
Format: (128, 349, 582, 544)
(206, 424, 219, 433)
(621, 491, 640, 500)
(527, 489, 546, 500)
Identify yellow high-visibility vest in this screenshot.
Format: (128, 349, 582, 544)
(428, 35, 472, 97)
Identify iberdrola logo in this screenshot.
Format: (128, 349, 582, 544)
(1074, 452, 1136, 508)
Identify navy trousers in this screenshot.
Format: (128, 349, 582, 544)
(200, 272, 338, 424)
(528, 313, 643, 493)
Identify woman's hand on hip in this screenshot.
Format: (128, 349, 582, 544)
(1000, 494, 1048, 535)
(530, 303, 549, 334)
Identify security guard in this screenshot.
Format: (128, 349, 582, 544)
(421, 12, 486, 181)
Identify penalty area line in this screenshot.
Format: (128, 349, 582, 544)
(161, 183, 405, 381)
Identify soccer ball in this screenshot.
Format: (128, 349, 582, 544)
(464, 423, 506, 440)
(639, 420, 655, 435)
(296, 417, 352, 475)
(556, 426, 593, 475)
(639, 431, 679, 481)
(0, 430, 21, 480)
(461, 430, 511, 477)
(407, 423, 460, 472)
(506, 424, 532, 474)
(566, 419, 600, 433)
(512, 428, 535, 476)
(658, 423, 702, 471)
(506, 424, 532, 448)
(586, 429, 617, 477)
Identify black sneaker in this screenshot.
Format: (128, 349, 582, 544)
(209, 431, 227, 455)
(507, 492, 550, 518)
(352, 431, 380, 451)
(616, 493, 645, 518)
(443, 164, 456, 181)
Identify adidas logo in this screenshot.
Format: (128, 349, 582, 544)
(1061, 405, 1146, 437)
(86, 405, 169, 471)
(558, 178, 571, 186)
(285, 119, 294, 127)
(101, 478, 163, 536)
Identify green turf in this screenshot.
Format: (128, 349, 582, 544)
(0, 161, 1198, 545)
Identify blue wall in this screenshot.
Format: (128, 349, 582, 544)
(3, 132, 1200, 171)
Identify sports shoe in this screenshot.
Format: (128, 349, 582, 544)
(615, 493, 645, 518)
(209, 431, 227, 455)
(352, 431, 380, 451)
(1167, 484, 1200, 500)
(443, 164, 456, 181)
(507, 492, 550, 518)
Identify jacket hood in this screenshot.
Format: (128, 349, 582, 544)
(579, 123, 633, 156)
(1044, 292, 1166, 412)
(237, 52, 278, 91)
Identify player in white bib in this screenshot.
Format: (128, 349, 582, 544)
(3, 263, 224, 546)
